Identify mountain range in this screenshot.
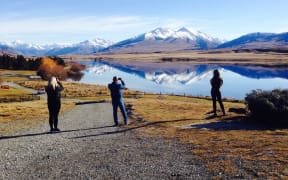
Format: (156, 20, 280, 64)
(101, 27, 222, 53)
(1, 27, 288, 56)
(218, 32, 288, 49)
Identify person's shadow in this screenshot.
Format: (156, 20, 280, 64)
(0, 125, 114, 140)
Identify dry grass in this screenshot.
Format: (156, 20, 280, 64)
(0, 83, 33, 102)
(0, 69, 36, 82)
(0, 99, 75, 135)
(91, 51, 288, 67)
(0, 87, 29, 96)
(18, 80, 110, 99)
(125, 95, 288, 179)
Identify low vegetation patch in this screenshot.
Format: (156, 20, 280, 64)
(245, 89, 288, 124)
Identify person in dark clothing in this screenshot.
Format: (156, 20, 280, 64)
(210, 69, 225, 116)
(45, 76, 64, 132)
(108, 76, 128, 126)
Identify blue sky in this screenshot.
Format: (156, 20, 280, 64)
(0, 0, 287, 44)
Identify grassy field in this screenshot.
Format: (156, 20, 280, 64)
(124, 95, 288, 179)
(0, 69, 37, 82)
(64, 50, 288, 68)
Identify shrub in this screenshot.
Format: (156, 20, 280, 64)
(37, 57, 67, 80)
(245, 89, 288, 124)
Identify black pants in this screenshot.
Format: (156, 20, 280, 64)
(211, 90, 225, 115)
(48, 101, 61, 129)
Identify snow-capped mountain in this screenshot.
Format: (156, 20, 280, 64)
(102, 27, 222, 53)
(217, 32, 288, 49)
(45, 38, 113, 56)
(3, 27, 288, 56)
(0, 38, 113, 56)
(0, 40, 49, 55)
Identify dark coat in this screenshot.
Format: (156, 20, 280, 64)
(45, 85, 64, 104)
(108, 80, 125, 100)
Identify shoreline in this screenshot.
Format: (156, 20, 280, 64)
(60, 50, 288, 69)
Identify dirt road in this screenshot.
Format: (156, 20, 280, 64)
(0, 102, 209, 179)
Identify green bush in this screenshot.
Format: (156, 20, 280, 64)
(245, 89, 288, 124)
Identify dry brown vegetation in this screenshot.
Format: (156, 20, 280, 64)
(124, 95, 288, 179)
(0, 99, 75, 135)
(90, 51, 288, 68)
(0, 69, 36, 82)
(37, 57, 67, 80)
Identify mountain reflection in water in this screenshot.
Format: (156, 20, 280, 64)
(76, 60, 288, 100)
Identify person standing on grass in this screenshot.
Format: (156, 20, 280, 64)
(108, 76, 128, 126)
(45, 76, 64, 132)
(210, 69, 226, 116)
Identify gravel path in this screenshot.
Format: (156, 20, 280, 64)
(0, 102, 210, 179)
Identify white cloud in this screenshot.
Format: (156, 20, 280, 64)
(0, 15, 195, 43)
(0, 16, 142, 33)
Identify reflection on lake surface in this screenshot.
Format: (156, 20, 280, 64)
(76, 60, 288, 99)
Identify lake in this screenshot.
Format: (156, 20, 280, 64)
(75, 60, 288, 100)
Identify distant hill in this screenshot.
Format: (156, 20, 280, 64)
(217, 32, 288, 51)
(101, 27, 222, 53)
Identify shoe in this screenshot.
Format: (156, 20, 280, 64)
(54, 128, 60, 132)
(114, 123, 119, 127)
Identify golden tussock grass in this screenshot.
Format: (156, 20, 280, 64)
(94, 51, 288, 67)
(0, 69, 36, 82)
(0, 98, 75, 135)
(0, 87, 29, 96)
(125, 94, 288, 179)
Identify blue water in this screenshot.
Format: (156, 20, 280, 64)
(75, 60, 288, 100)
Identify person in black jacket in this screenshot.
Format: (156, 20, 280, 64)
(108, 76, 128, 126)
(210, 69, 225, 116)
(45, 76, 64, 132)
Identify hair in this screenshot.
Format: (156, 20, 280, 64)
(113, 76, 118, 82)
(48, 76, 59, 90)
(213, 69, 220, 78)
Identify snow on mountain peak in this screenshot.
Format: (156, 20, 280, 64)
(177, 27, 215, 41)
(145, 27, 177, 40)
(143, 27, 215, 41)
(79, 38, 114, 47)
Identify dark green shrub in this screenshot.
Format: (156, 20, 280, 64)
(245, 89, 288, 124)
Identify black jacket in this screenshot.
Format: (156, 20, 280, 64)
(45, 84, 64, 103)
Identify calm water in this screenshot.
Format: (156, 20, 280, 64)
(75, 60, 288, 100)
